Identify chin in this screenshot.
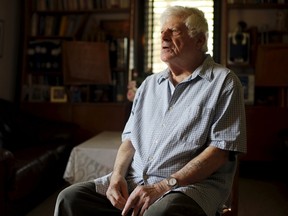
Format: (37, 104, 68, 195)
(161, 53, 173, 63)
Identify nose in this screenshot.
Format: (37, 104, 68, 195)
(161, 29, 171, 41)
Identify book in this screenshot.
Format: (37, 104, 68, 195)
(59, 15, 68, 36)
(30, 13, 39, 36)
(44, 16, 55, 36)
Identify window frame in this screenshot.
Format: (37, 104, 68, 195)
(133, 0, 221, 77)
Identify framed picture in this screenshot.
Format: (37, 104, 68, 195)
(50, 86, 68, 103)
(238, 74, 255, 105)
(0, 20, 4, 57)
(29, 85, 50, 102)
(62, 41, 111, 85)
(227, 32, 250, 65)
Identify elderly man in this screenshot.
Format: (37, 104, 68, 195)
(54, 6, 246, 216)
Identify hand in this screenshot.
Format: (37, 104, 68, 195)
(106, 173, 129, 210)
(122, 181, 168, 216)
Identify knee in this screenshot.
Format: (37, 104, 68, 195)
(56, 185, 77, 207)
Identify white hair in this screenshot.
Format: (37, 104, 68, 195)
(160, 6, 209, 52)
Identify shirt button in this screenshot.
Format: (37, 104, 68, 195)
(148, 156, 153, 161)
(143, 174, 148, 180)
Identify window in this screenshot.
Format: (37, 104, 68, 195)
(144, 0, 215, 73)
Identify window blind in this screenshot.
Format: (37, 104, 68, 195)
(144, 0, 214, 73)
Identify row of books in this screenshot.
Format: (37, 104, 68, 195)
(30, 13, 128, 41)
(109, 37, 129, 70)
(27, 38, 129, 74)
(30, 13, 88, 37)
(33, 0, 130, 11)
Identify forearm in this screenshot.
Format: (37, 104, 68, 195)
(172, 146, 230, 186)
(112, 139, 135, 177)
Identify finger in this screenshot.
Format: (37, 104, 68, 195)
(121, 203, 131, 215)
(139, 203, 149, 216)
(122, 195, 137, 215)
(132, 197, 149, 216)
(131, 206, 140, 216)
(107, 191, 127, 210)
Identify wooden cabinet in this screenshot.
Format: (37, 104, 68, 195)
(19, 0, 134, 138)
(20, 102, 131, 139)
(221, 0, 288, 161)
(244, 106, 288, 161)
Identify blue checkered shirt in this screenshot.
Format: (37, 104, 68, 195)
(95, 55, 247, 216)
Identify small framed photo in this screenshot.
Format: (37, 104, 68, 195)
(50, 86, 68, 103)
(227, 32, 250, 65)
(238, 74, 255, 105)
(29, 85, 50, 102)
(0, 20, 4, 57)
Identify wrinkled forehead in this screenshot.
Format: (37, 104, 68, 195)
(161, 15, 186, 29)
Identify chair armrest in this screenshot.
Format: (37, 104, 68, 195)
(0, 148, 14, 161)
(0, 148, 14, 183)
(0, 148, 14, 214)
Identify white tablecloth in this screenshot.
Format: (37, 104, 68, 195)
(63, 131, 121, 184)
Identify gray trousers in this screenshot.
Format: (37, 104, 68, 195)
(54, 181, 207, 216)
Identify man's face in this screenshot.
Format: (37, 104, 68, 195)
(160, 16, 199, 64)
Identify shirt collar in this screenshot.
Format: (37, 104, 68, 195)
(157, 54, 214, 84)
(195, 54, 214, 82)
(157, 68, 170, 84)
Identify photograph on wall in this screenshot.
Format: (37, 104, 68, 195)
(29, 85, 50, 102)
(50, 86, 68, 103)
(227, 32, 250, 65)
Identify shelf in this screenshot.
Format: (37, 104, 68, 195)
(20, 101, 131, 136)
(29, 35, 74, 40)
(19, 0, 134, 135)
(222, 1, 288, 162)
(227, 63, 254, 69)
(21, 101, 129, 106)
(28, 71, 62, 76)
(228, 3, 288, 9)
(32, 8, 131, 14)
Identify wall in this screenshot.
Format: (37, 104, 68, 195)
(0, 0, 20, 101)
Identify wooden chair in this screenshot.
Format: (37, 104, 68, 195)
(218, 159, 239, 216)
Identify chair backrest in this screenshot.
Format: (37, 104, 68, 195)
(219, 158, 239, 216)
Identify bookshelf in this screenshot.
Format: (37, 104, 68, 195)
(221, 0, 288, 161)
(19, 0, 134, 138)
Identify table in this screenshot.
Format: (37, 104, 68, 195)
(63, 131, 121, 184)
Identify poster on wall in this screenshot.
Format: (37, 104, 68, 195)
(0, 20, 4, 57)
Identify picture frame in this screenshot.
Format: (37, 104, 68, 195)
(68, 85, 89, 103)
(62, 41, 112, 85)
(0, 20, 4, 57)
(29, 85, 50, 102)
(227, 32, 250, 65)
(238, 74, 255, 105)
(50, 86, 68, 103)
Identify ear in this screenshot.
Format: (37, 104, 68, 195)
(196, 33, 206, 50)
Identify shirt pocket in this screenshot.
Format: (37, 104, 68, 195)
(176, 105, 214, 147)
